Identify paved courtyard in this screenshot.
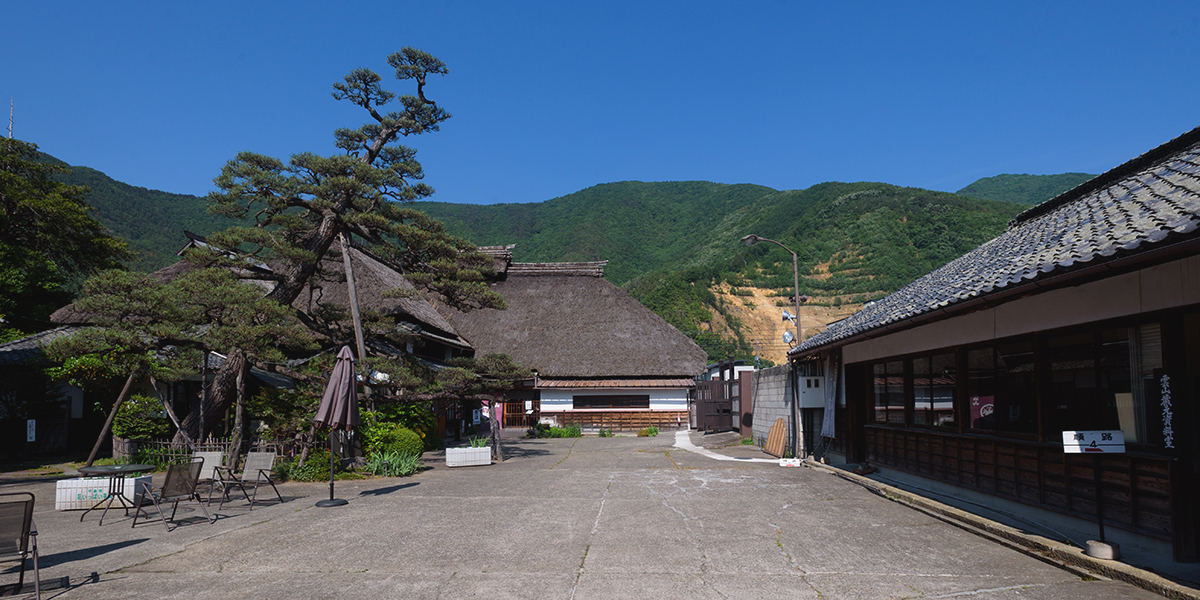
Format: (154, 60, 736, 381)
(0, 432, 1167, 599)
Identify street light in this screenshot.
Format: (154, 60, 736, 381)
(742, 234, 808, 458)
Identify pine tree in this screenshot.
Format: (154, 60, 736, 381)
(188, 48, 504, 438)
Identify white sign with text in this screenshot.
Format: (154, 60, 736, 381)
(1062, 430, 1125, 454)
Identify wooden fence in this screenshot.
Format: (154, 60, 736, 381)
(113, 435, 313, 465)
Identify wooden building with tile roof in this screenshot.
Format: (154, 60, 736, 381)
(790, 125, 1200, 562)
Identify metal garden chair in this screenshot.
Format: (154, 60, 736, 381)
(0, 492, 39, 599)
(192, 450, 224, 504)
(132, 457, 214, 532)
(214, 449, 283, 510)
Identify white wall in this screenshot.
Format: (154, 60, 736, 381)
(540, 388, 690, 412)
(844, 255, 1200, 363)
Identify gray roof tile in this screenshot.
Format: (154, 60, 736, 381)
(792, 127, 1200, 356)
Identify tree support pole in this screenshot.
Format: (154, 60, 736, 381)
(85, 371, 137, 467)
(149, 376, 196, 452)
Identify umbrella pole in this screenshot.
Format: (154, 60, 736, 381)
(316, 430, 348, 507)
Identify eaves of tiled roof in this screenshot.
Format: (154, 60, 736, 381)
(0, 327, 81, 366)
(790, 125, 1200, 358)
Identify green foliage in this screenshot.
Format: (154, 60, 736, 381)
(637, 426, 659, 437)
(202, 48, 505, 319)
(57, 164, 245, 273)
(0, 138, 132, 330)
(112, 394, 171, 440)
(417, 181, 778, 286)
(366, 424, 423, 458)
(288, 448, 335, 482)
(526, 423, 582, 438)
(597, 428, 614, 437)
(364, 450, 421, 477)
(245, 387, 319, 441)
(956, 173, 1095, 206)
(362, 406, 438, 452)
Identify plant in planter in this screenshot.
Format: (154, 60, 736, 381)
(446, 436, 491, 467)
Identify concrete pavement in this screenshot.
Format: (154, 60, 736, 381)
(0, 432, 1177, 599)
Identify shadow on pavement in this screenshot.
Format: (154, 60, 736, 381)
(359, 482, 419, 496)
(17, 539, 148, 570)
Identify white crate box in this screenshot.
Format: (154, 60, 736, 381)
(55, 476, 152, 510)
(445, 447, 491, 467)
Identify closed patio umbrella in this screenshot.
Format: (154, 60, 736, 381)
(313, 346, 360, 507)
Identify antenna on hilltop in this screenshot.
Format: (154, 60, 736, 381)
(7, 98, 11, 139)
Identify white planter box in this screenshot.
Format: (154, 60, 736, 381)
(55, 476, 152, 510)
(445, 447, 491, 467)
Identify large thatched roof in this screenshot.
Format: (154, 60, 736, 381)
(293, 245, 468, 348)
(442, 266, 706, 379)
(52, 238, 470, 351)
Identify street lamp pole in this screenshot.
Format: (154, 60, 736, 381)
(742, 234, 808, 458)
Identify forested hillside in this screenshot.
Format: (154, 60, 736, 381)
(957, 173, 1095, 206)
(58, 165, 230, 272)
(53, 152, 1031, 363)
(422, 180, 1025, 362)
(418, 181, 777, 285)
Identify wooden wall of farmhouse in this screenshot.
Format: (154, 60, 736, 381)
(863, 426, 1178, 543)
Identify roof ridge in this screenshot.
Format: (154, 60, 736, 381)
(1012, 125, 1200, 226)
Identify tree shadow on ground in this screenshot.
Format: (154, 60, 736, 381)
(5, 538, 148, 571)
(358, 482, 419, 496)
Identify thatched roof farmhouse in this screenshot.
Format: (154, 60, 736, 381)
(443, 250, 706, 431)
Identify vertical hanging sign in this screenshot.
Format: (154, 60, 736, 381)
(1161, 374, 1175, 449)
(26, 420, 35, 442)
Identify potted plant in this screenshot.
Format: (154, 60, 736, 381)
(445, 436, 491, 467)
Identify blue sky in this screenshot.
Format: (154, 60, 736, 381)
(4, 1, 1198, 206)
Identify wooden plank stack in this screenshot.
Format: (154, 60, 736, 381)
(764, 417, 786, 457)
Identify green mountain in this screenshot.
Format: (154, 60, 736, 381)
(419, 180, 1025, 361)
(57, 166, 228, 272)
(418, 181, 777, 286)
(956, 173, 1095, 206)
(50, 154, 1032, 362)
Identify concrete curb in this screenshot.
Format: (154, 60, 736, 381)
(804, 459, 1200, 600)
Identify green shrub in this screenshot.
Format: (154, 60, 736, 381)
(362, 421, 424, 459)
(365, 451, 421, 477)
(598, 428, 614, 437)
(112, 394, 170, 440)
(637, 426, 659, 437)
(526, 423, 583, 438)
(289, 449, 333, 482)
(468, 435, 488, 448)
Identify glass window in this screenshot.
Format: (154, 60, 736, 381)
(913, 356, 932, 426)
(573, 395, 649, 409)
(930, 353, 956, 428)
(994, 341, 1037, 434)
(872, 361, 905, 424)
(1047, 331, 1118, 434)
(967, 348, 995, 430)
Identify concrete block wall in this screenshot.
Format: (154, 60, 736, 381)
(750, 364, 794, 451)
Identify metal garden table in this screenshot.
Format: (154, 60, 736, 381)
(76, 463, 154, 525)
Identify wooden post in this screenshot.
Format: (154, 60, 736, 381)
(85, 371, 137, 467)
(149, 376, 196, 451)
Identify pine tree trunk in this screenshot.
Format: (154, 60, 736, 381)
(226, 362, 247, 469)
(179, 348, 246, 440)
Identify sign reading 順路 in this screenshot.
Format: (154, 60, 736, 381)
(1062, 430, 1125, 454)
